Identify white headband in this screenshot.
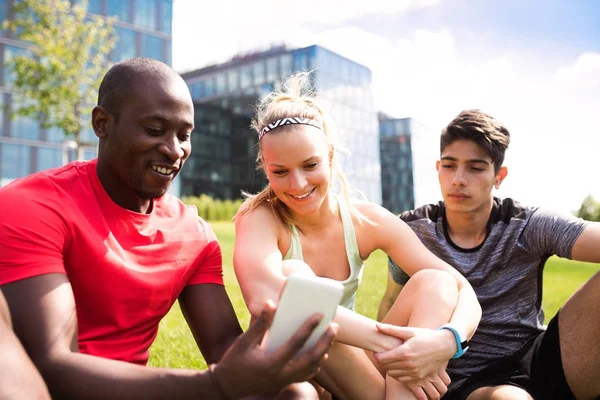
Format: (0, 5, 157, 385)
(258, 117, 324, 140)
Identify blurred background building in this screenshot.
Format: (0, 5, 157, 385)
(181, 44, 381, 203)
(0, 0, 173, 187)
(379, 115, 436, 214)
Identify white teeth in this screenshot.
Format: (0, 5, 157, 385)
(152, 166, 174, 175)
(291, 191, 311, 199)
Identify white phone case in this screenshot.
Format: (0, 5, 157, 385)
(262, 273, 344, 354)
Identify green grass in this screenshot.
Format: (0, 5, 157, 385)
(148, 222, 599, 369)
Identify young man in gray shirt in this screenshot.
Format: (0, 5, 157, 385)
(378, 110, 600, 400)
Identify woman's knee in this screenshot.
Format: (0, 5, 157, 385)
(406, 269, 459, 306)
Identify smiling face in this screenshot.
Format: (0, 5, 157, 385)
(260, 125, 333, 217)
(93, 73, 194, 211)
(437, 139, 507, 215)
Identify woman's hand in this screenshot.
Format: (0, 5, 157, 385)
(405, 366, 451, 400)
(374, 324, 456, 382)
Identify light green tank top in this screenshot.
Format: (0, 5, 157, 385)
(283, 197, 364, 311)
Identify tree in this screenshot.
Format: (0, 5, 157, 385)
(3, 0, 116, 160)
(576, 195, 600, 222)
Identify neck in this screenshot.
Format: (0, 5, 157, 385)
(444, 197, 494, 249)
(291, 194, 338, 234)
(96, 159, 152, 214)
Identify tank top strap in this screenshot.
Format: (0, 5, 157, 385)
(336, 196, 362, 268)
(283, 224, 304, 261)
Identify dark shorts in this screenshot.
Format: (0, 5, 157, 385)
(444, 313, 575, 400)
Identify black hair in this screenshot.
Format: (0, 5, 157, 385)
(97, 57, 177, 116)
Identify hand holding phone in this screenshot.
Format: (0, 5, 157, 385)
(262, 273, 344, 354)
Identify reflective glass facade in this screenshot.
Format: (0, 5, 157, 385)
(379, 116, 415, 214)
(313, 46, 381, 204)
(0, 0, 173, 187)
(181, 45, 382, 203)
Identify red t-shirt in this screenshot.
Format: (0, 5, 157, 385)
(0, 159, 223, 365)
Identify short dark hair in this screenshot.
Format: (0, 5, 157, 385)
(97, 57, 177, 116)
(441, 109, 510, 173)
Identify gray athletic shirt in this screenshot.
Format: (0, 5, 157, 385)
(388, 197, 587, 388)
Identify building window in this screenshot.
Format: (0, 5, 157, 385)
(189, 82, 200, 99)
(216, 74, 226, 95)
(12, 115, 40, 140)
(36, 147, 62, 172)
(134, 0, 157, 31)
(293, 51, 308, 71)
(11, 99, 40, 140)
(266, 57, 278, 82)
(83, 148, 97, 160)
(111, 27, 136, 62)
(204, 77, 214, 97)
(253, 61, 265, 85)
(87, 0, 102, 14)
(280, 54, 292, 77)
(46, 126, 65, 143)
(1, 143, 30, 179)
(3, 45, 29, 86)
(141, 33, 163, 61)
(0, 0, 7, 35)
(160, 0, 172, 35)
(240, 65, 252, 89)
(228, 69, 239, 92)
(107, 0, 131, 22)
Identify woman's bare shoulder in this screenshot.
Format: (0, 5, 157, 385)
(236, 203, 286, 234)
(350, 200, 392, 222)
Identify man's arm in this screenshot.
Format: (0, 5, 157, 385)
(179, 283, 243, 364)
(3, 274, 337, 399)
(3, 274, 224, 399)
(0, 290, 50, 400)
(377, 271, 404, 322)
(571, 222, 600, 262)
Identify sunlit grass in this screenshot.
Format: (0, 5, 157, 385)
(148, 222, 599, 369)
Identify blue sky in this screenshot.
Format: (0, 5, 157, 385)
(173, 0, 600, 213)
(355, 0, 600, 64)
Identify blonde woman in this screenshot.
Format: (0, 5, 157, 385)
(234, 73, 481, 400)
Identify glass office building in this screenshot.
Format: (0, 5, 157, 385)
(379, 116, 416, 214)
(380, 115, 439, 213)
(0, 0, 173, 187)
(181, 45, 382, 203)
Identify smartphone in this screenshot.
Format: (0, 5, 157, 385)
(262, 272, 344, 354)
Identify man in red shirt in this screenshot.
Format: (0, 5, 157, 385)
(0, 58, 337, 399)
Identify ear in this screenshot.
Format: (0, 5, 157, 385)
(436, 160, 441, 172)
(91, 106, 113, 139)
(495, 166, 508, 189)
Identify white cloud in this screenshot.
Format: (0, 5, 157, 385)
(554, 52, 600, 89)
(172, 0, 443, 72)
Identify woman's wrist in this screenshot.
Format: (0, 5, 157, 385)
(372, 330, 403, 352)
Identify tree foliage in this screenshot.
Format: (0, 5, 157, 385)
(182, 195, 244, 222)
(576, 195, 600, 222)
(3, 0, 116, 155)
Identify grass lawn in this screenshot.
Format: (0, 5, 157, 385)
(148, 221, 599, 369)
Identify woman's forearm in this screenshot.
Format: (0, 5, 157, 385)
(333, 306, 402, 352)
(449, 283, 482, 339)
